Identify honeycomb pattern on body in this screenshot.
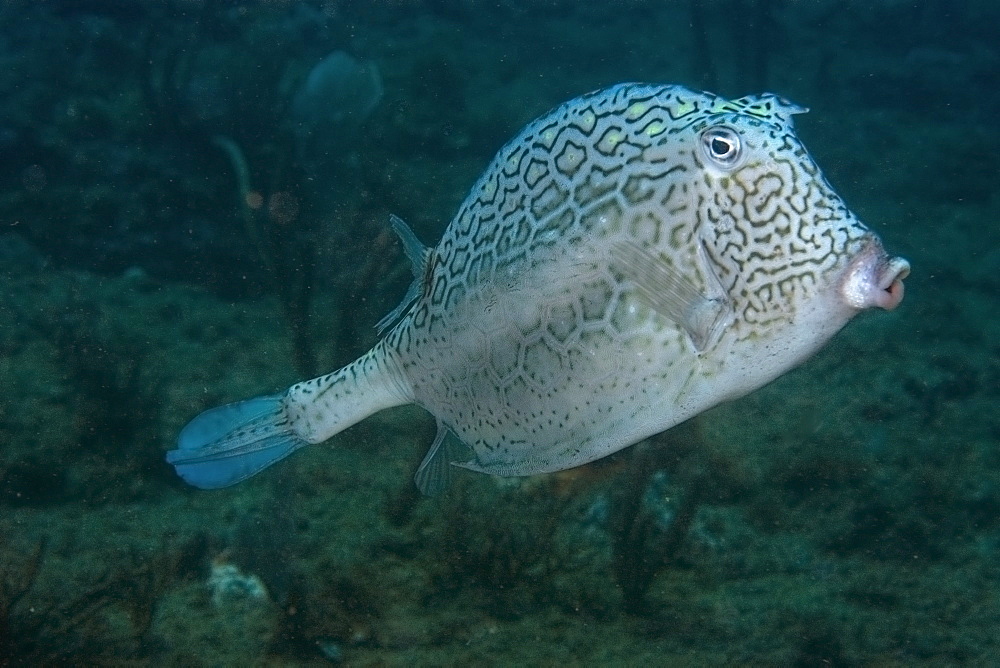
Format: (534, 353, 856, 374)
(378, 83, 874, 474)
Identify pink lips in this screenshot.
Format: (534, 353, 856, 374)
(873, 258, 909, 310)
(840, 240, 911, 311)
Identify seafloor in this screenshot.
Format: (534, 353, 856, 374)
(1, 1, 998, 665)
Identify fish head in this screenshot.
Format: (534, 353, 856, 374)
(685, 93, 910, 350)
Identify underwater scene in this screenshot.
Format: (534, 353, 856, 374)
(1, 0, 998, 664)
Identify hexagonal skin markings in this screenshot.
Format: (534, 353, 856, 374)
(545, 300, 581, 346)
(578, 275, 617, 325)
(604, 279, 647, 337)
(466, 368, 507, 435)
(486, 332, 522, 386)
(520, 336, 569, 393)
(498, 374, 535, 426)
(576, 325, 616, 352)
(448, 243, 472, 280)
(573, 328, 621, 380)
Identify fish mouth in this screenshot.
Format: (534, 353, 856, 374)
(840, 238, 911, 311)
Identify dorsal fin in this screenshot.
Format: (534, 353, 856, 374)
(376, 214, 429, 335)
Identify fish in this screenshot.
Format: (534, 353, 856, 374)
(167, 83, 910, 495)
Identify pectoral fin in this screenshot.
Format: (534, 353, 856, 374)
(610, 240, 731, 352)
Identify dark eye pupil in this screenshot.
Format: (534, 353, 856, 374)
(711, 137, 731, 156)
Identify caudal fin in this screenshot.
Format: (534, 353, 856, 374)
(166, 394, 308, 489)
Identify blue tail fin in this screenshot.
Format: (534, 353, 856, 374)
(166, 394, 308, 489)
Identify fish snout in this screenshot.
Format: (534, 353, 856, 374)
(840, 239, 911, 311)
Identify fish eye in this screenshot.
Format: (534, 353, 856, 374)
(700, 126, 742, 169)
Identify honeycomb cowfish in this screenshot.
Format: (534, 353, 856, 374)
(167, 83, 910, 494)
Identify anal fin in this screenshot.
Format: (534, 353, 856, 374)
(413, 422, 471, 496)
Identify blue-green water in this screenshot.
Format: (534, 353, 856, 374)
(0, 1, 997, 664)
